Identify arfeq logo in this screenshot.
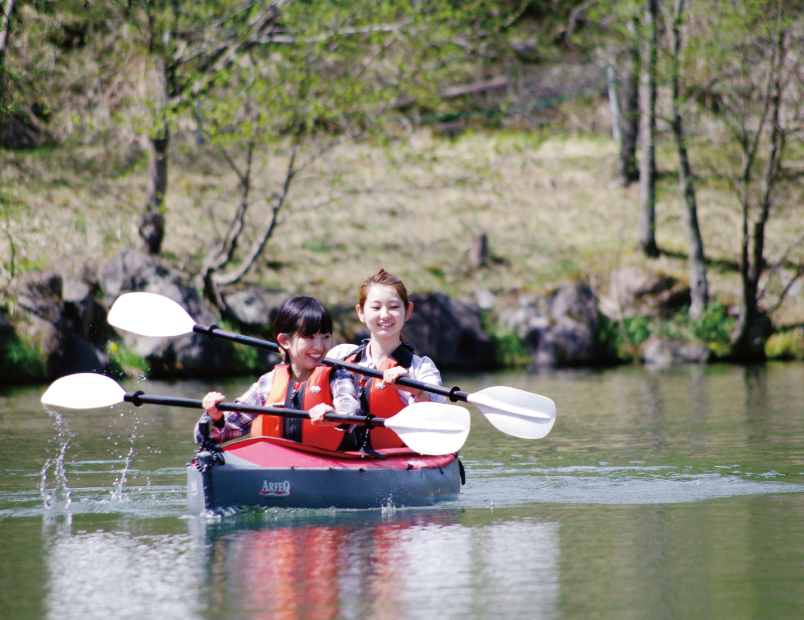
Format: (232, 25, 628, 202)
(259, 480, 292, 496)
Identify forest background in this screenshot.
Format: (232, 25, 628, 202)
(1, 0, 804, 382)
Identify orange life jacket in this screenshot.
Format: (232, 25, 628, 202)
(345, 342, 416, 450)
(251, 364, 344, 451)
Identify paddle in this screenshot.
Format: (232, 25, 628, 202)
(107, 292, 556, 439)
(41, 373, 470, 456)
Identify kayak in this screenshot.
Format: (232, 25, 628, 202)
(187, 436, 464, 513)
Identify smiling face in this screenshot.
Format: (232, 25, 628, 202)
(357, 284, 413, 342)
(278, 331, 332, 379)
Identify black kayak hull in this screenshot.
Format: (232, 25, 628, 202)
(187, 437, 462, 513)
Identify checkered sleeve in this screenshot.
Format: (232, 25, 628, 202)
(193, 371, 275, 447)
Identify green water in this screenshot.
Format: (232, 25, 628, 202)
(1, 363, 803, 619)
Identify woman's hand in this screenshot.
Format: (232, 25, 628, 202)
(202, 391, 226, 421)
(382, 366, 427, 399)
(309, 403, 339, 426)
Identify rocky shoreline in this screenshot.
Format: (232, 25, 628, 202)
(1, 247, 716, 385)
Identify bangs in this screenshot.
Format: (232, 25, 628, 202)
(274, 295, 333, 340)
(295, 306, 333, 337)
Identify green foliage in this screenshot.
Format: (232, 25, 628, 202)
(490, 326, 531, 368)
(104, 340, 148, 380)
(0, 333, 48, 383)
(592, 301, 737, 364)
(766, 328, 804, 361)
(592, 314, 648, 363)
(224, 341, 264, 375)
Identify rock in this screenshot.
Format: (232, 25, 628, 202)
(609, 267, 690, 318)
(5, 272, 113, 380)
(498, 280, 599, 366)
(222, 288, 288, 331)
(97, 247, 229, 378)
(49, 332, 112, 377)
(404, 293, 496, 370)
(474, 287, 496, 311)
(14, 272, 66, 363)
(62, 278, 93, 338)
(642, 337, 712, 366)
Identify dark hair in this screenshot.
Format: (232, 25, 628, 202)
(358, 269, 410, 308)
(272, 295, 333, 340)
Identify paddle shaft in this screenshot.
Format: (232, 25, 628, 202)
(123, 390, 390, 427)
(192, 323, 468, 403)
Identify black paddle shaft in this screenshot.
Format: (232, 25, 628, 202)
(320, 357, 469, 403)
(122, 391, 386, 427)
(192, 323, 469, 403)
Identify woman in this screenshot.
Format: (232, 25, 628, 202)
(328, 269, 446, 450)
(194, 295, 359, 451)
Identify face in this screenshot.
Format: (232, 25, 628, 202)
(356, 284, 413, 340)
(278, 331, 332, 372)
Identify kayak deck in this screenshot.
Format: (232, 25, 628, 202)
(188, 436, 463, 513)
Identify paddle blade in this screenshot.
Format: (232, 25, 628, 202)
(384, 402, 470, 455)
(41, 373, 127, 410)
(468, 386, 556, 439)
(108, 292, 196, 337)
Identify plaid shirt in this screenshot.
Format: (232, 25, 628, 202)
(194, 367, 359, 447)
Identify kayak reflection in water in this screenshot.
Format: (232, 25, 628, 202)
(193, 295, 360, 451)
(329, 269, 446, 452)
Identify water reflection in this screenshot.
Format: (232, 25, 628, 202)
(198, 511, 560, 620)
(43, 515, 204, 620)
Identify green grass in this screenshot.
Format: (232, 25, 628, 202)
(4, 124, 804, 367)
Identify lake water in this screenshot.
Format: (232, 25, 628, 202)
(2, 363, 804, 619)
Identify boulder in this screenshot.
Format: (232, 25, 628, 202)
(97, 247, 229, 378)
(222, 288, 288, 331)
(8, 272, 112, 380)
(14, 272, 67, 366)
(404, 292, 496, 370)
(609, 267, 690, 318)
(498, 280, 599, 366)
(642, 337, 712, 366)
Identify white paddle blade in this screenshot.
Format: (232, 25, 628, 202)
(108, 292, 196, 338)
(385, 402, 470, 456)
(41, 373, 127, 410)
(468, 386, 556, 439)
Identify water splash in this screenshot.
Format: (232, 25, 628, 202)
(40, 407, 73, 513)
(111, 417, 139, 502)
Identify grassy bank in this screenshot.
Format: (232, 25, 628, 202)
(4, 124, 804, 363)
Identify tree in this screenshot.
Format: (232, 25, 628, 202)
(190, 0, 500, 308)
(637, 0, 659, 257)
(668, 0, 707, 317)
(697, 0, 804, 358)
(117, 0, 290, 255)
(616, 11, 641, 186)
(0, 0, 14, 117)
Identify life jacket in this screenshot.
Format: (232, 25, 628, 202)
(345, 341, 416, 450)
(251, 364, 344, 451)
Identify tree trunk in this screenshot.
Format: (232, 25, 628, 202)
(637, 0, 659, 257)
(670, 0, 708, 318)
(730, 30, 786, 360)
(139, 130, 169, 255)
(616, 15, 640, 186)
(0, 0, 15, 115)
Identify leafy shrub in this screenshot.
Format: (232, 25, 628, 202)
(765, 328, 804, 361)
(0, 333, 48, 383)
(591, 299, 736, 365)
(490, 327, 531, 368)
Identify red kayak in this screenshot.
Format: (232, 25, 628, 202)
(188, 436, 464, 513)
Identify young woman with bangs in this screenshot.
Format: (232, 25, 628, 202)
(194, 295, 359, 450)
